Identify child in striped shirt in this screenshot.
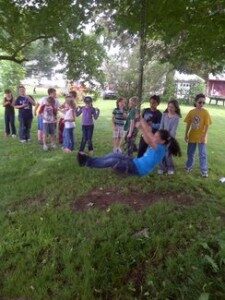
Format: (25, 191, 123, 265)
(112, 97, 127, 153)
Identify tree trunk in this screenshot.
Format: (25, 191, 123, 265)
(137, 0, 147, 106)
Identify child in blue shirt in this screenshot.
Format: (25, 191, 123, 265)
(77, 118, 181, 176)
(14, 85, 35, 143)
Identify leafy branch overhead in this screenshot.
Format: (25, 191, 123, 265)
(0, 0, 106, 81)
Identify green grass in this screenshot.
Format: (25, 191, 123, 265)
(1, 95, 225, 299)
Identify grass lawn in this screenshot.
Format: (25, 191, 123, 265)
(1, 95, 225, 299)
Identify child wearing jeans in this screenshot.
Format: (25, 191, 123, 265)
(39, 97, 57, 151)
(14, 85, 35, 143)
(184, 94, 212, 177)
(76, 96, 100, 155)
(58, 90, 77, 144)
(61, 96, 76, 153)
(123, 96, 140, 157)
(112, 97, 127, 153)
(158, 99, 181, 175)
(3, 89, 16, 137)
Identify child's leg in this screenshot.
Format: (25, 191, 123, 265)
(58, 118, 64, 144)
(37, 116, 43, 142)
(137, 135, 148, 158)
(50, 124, 56, 146)
(166, 154, 175, 172)
(19, 117, 26, 141)
(10, 111, 16, 136)
(69, 128, 74, 150)
(159, 158, 166, 173)
(42, 124, 47, 146)
(4, 112, 10, 136)
(26, 118, 32, 140)
(87, 125, 94, 152)
(186, 143, 197, 170)
(198, 143, 208, 174)
(83, 152, 137, 175)
(79, 125, 88, 151)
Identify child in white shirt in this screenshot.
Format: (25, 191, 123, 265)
(61, 96, 76, 153)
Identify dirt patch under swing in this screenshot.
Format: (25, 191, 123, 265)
(72, 187, 195, 212)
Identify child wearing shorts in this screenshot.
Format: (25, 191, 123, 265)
(112, 97, 127, 153)
(39, 97, 57, 151)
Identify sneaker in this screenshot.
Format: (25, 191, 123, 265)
(77, 151, 89, 166)
(158, 170, 164, 175)
(201, 172, 208, 178)
(167, 170, 175, 175)
(27, 139, 31, 142)
(43, 144, 48, 151)
(63, 148, 72, 153)
(51, 144, 57, 149)
(12, 134, 16, 138)
(185, 167, 192, 173)
(20, 139, 26, 143)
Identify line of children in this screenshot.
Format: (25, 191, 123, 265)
(2, 87, 213, 178)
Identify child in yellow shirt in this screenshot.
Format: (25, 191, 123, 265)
(184, 94, 212, 177)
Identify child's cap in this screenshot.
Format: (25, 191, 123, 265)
(84, 96, 93, 104)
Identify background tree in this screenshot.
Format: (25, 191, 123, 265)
(0, 0, 106, 82)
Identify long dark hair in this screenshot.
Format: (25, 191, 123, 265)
(158, 129, 182, 157)
(164, 99, 182, 117)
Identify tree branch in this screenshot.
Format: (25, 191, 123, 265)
(0, 35, 53, 64)
(0, 55, 28, 64)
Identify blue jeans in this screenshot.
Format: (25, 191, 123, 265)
(63, 128, 75, 150)
(19, 116, 32, 140)
(5, 110, 16, 135)
(80, 125, 94, 151)
(186, 143, 208, 173)
(86, 152, 138, 175)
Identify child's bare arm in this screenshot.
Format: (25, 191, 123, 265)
(185, 123, 191, 142)
(139, 118, 157, 148)
(127, 120, 135, 138)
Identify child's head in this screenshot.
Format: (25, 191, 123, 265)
(48, 88, 57, 98)
(165, 99, 182, 117)
(18, 85, 26, 96)
(65, 96, 76, 109)
(69, 90, 77, 99)
(116, 97, 126, 109)
(4, 89, 13, 99)
(46, 96, 55, 106)
(84, 96, 93, 106)
(128, 96, 139, 108)
(154, 129, 182, 157)
(194, 94, 206, 108)
(150, 95, 160, 110)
